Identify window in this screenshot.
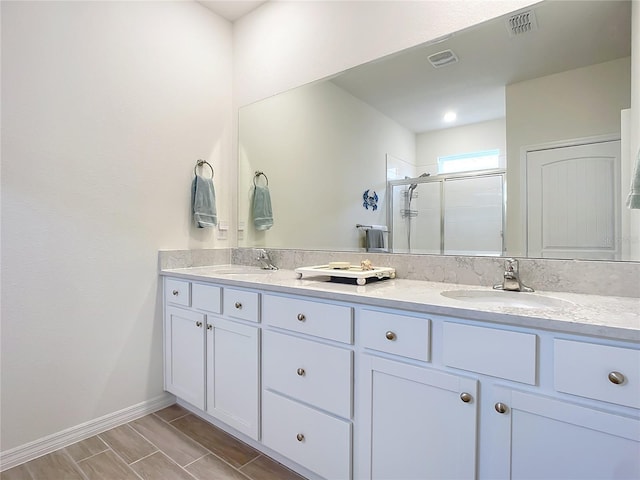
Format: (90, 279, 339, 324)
(437, 149, 501, 174)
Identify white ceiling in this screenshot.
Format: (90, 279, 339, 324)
(330, 0, 632, 133)
(198, 0, 266, 21)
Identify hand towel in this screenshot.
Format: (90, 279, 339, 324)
(192, 174, 217, 228)
(627, 148, 640, 209)
(365, 228, 385, 251)
(253, 185, 273, 230)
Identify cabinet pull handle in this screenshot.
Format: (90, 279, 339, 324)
(297, 313, 306, 322)
(296, 433, 305, 442)
(172, 290, 179, 296)
(196, 321, 203, 327)
(207, 324, 212, 330)
(608, 371, 625, 385)
(385, 331, 396, 341)
(460, 392, 473, 403)
(494, 402, 508, 414)
(297, 368, 306, 376)
(234, 302, 242, 310)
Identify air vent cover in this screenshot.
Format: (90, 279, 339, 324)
(427, 49, 459, 68)
(506, 10, 538, 37)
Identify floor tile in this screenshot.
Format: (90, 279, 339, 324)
(65, 435, 109, 462)
(25, 451, 85, 479)
(0, 463, 34, 480)
(171, 414, 260, 468)
(77, 450, 139, 480)
(130, 414, 207, 467)
(186, 454, 249, 480)
(130, 452, 196, 480)
(154, 404, 190, 423)
(99, 424, 156, 464)
(240, 455, 306, 480)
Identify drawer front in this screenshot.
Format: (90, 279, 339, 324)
(165, 278, 190, 307)
(554, 339, 640, 409)
(263, 331, 352, 418)
(223, 288, 259, 322)
(263, 294, 353, 343)
(192, 283, 221, 314)
(442, 322, 537, 385)
(262, 390, 352, 480)
(360, 309, 430, 361)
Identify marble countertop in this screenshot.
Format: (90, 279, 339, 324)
(161, 265, 640, 343)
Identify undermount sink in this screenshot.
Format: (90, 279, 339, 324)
(440, 289, 573, 310)
(209, 265, 274, 275)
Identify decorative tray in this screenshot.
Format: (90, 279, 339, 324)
(295, 264, 396, 285)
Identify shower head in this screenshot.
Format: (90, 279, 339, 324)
(406, 172, 430, 191)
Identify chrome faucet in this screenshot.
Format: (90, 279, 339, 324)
(493, 258, 534, 292)
(256, 249, 278, 270)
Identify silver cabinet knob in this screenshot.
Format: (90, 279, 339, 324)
(608, 371, 625, 385)
(296, 433, 305, 442)
(460, 392, 473, 403)
(234, 302, 242, 310)
(297, 313, 306, 322)
(206, 324, 212, 330)
(495, 402, 508, 414)
(196, 321, 203, 327)
(172, 290, 179, 296)
(385, 331, 397, 341)
(297, 368, 306, 376)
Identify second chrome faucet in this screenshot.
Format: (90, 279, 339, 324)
(494, 258, 534, 292)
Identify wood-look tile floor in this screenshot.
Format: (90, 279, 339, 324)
(1, 404, 307, 480)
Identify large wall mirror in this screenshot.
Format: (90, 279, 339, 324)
(238, 0, 638, 261)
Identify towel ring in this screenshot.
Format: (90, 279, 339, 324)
(194, 159, 214, 179)
(254, 171, 269, 187)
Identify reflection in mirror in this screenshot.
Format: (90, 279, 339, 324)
(238, 0, 637, 261)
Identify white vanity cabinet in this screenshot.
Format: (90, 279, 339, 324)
(163, 278, 260, 440)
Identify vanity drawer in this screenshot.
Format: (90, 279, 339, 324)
(263, 331, 352, 418)
(165, 278, 190, 307)
(192, 283, 221, 314)
(359, 309, 430, 361)
(223, 288, 259, 322)
(554, 339, 640, 409)
(442, 322, 537, 385)
(263, 294, 353, 344)
(262, 390, 351, 480)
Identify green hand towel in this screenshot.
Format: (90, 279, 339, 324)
(627, 148, 640, 209)
(253, 185, 273, 230)
(192, 174, 217, 228)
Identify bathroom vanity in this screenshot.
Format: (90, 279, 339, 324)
(161, 265, 639, 480)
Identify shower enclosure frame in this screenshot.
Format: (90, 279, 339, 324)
(387, 169, 506, 255)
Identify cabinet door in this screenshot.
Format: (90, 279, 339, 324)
(165, 306, 205, 410)
(206, 317, 260, 440)
(487, 386, 640, 479)
(356, 355, 478, 480)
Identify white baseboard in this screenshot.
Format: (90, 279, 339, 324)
(0, 393, 176, 472)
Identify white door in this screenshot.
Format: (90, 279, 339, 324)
(165, 306, 206, 410)
(206, 317, 260, 440)
(357, 355, 478, 480)
(487, 387, 640, 479)
(527, 141, 621, 259)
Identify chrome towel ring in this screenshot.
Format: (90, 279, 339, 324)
(194, 159, 214, 179)
(254, 171, 269, 187)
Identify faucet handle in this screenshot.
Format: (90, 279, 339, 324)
(505, 258, 518, 272)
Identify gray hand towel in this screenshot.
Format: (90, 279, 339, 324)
(192, 174, 217, 228)
(253, 185, 273, 230)
(627, 148, 640, 209)
(365, 228, 385, 250)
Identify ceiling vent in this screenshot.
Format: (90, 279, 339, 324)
(427, 49, 459, 68)
(506, 10, 538, 37)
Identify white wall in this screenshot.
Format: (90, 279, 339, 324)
(1, 1, 232, 451)
(416, 118, 507, 174)
(238, 80, 414, 250)
(505, 57, 632, 255)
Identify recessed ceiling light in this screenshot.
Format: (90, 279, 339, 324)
(443, 111, 457, 123)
